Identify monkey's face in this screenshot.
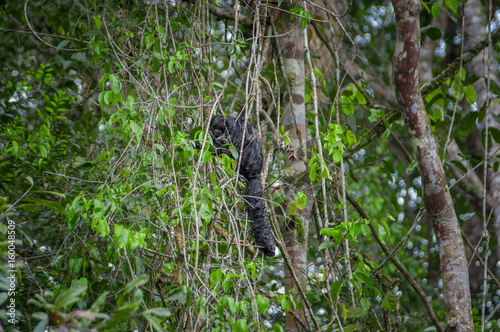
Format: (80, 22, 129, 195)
(209, 115, 234, 156)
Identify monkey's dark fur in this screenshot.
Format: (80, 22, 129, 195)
(209, 115, 276, 257)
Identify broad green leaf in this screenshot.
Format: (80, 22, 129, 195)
(318, 240, 335, 251)
(346, 307, 366, 318)
(490, 80, 500, 96)
(330, 280, 342, 301)
(445, 0, 458, 15)
(109, 74, 122, 95)
(57, 40, 70, 51)
(310, 162, 317, 182)
(431, 2, 440, 17)
(124, 274, 149, 295)
(114, 224, 129, 249)
(426, 27, 442, 40)
(464, 85, 476, 104)
(280, 297, 290, 312)
(142, 314, 164, 332)
(233, 319, 249, 332)
(256, 294, 269, 315)
(69, 258, 82, 274)
(90, 291, 109, 313)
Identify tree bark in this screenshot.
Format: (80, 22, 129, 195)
(391, 0, 473, 331)
(274, 3, 315, 331)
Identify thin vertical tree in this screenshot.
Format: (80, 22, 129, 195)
(392, 0, 473, 330)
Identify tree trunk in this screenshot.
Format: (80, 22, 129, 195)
(274, 3, 315, 331)
(391, 0, 473, 330)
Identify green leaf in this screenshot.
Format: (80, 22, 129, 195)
(40, 145, 48, 157)
(124, 274, 149, 295)
(11, 141, 19, 156)
(256, 294, 269, 315)
(16, 204, 40, 212)
(490, 80, 500, 96)
(210, 268, 223, 285)
(360, 224, 371, 237)
(426, 27, 442, 40)
(462, 111, 480, 135)
(310, 162, 317, 182)
(346, 307, 366, 318)
(330, 280, 342, 301)
(280, 297, 290, 312)
(320, 228, 343, 242)
(227, 296, 236, 315)
(381, 294, 397, 310)
(459, 212, 475, 221)
(129, 120, 142, 135)
(31, 191, 66, 198)
(431, 2, 440, 17)
(449, 160, 467, 173)
(490, 128, 500, 145)
(295, 191, 307, 210)
(114, 224, 129, 249)
(97, 218, 110, 236)
(57, 40, 70, 51)
(464, 85, 476, 104)
(199, 201, 212, 224)
(378, 226, 388, 245)
(344, 325, 361, 332)
(69, 258, 83, 274)
(33, 318, 48, 332)
(354, 271, 373, 289)
(125, 95, 135, 110)
(318, 240, 335, 251)
(90, 291, 109, 313)
(345, 130, 357, 146)
(109, 74, 122, 95)
(143, 307, 172, 317)
(143, 314, 164, 332)
(21, 198, 65, 215)
(233, 319, 249, 332)
(273, 324, 285, 332)
(445, 0, 457, 15)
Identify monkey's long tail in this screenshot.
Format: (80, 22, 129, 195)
(244, 177, 276, 257)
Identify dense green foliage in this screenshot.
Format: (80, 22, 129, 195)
(1, 0, 500, 331)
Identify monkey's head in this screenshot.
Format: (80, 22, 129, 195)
(209, 115, 235, 156)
